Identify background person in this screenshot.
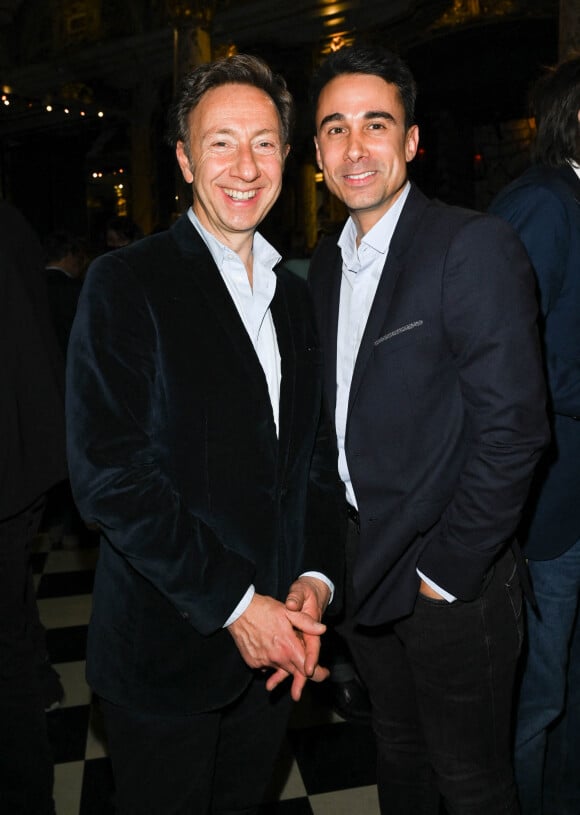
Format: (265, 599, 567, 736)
(0, 200, 67, 815)
(490, 54, 580, 815)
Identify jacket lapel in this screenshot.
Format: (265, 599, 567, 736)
(270, 273, 294, 476)
(170, 214, 277, 431)
(315, 241, 343, 419)
(348, 184, 430, 414)
(557, 164, 580, 204)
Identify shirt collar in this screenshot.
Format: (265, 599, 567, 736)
(337, 181, 411, 271)
(569, 160, 580, 181)
(186, 208, 281, 272)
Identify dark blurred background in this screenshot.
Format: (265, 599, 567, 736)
(0, 0, 575, 256)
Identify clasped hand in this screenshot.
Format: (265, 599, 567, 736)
(227, 576, 331, 701)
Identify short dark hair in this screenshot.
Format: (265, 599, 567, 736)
(531, 54, 580, 166)
(106, 216, 143, 243)
(310, 44, 417, 131)
(43, 230, 84, 264)
(167, 53, 294, 149)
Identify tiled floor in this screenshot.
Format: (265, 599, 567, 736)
(32, 533, 380, 815)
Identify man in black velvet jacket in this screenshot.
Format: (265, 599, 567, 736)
(66, 55, 341, 815)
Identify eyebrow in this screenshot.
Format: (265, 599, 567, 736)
(318, 110, 396, 129)
(204, 126, 279, 138)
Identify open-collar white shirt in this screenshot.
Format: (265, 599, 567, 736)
(334, 184, 454, 602)
(187, 209, 334, 622)
(188, 208, 282, 436)
(335, 182, 410, 508)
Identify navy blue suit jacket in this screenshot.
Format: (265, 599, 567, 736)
(66, 214, 342, 715)
(309, 183, 549, 625)
(490, 165, 580, 560)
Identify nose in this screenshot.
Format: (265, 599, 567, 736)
(344, 131, 367, 163)
(232, 143, 260, 181)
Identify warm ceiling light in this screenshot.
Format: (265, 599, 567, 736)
(323, 15, 345, 27)
(330, 34, 346, 51)
(320, 3, 349, 17)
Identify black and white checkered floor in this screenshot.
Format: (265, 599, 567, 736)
(31, 533, 380, 814)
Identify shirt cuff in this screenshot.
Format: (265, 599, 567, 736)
(416, 569, 456, 603)
(223, 584, 255, 627)
(299, 571, 335, 605)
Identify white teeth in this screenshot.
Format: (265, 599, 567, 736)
(225, 189, 257, 200)
(346, 171, 375, 180)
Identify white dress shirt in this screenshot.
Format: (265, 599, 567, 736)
(187, 209, 334, 623)
(335, 183, 411, 508)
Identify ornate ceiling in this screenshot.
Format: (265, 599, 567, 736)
(0, 0, 559, 138)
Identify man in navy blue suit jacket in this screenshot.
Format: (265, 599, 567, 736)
(490, 55, 580, 815)
(300, 45, 549, 815)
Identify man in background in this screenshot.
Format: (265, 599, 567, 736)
(490, 55, 580, 815)
(0, 201, 67, 814)
(43, 230, 87, 552)
(44, 229, 85, 357)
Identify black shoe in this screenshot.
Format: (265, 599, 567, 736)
(328, 675, 372, 724)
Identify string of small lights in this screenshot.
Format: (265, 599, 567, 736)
(1, 86, 105, 119)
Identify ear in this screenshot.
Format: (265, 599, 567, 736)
(176, 141, 194, 184)
(314, 135, 323, 170)
(405, 124, 419, 163)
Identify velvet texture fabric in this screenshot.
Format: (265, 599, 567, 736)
(309, 183, 549, 626)
(66, 214, 342, 716)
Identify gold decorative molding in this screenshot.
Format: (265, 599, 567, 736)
(166, 0, 215, 29)
(433, 0, 519, 29)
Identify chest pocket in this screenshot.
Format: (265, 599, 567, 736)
(374, 319, 429, 353)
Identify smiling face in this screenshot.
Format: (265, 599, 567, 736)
(314, 73, 419, 237)
(176, 83, 288, 253)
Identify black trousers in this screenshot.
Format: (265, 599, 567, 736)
(0, 495, 55, 815)
(101, 673, 294, 815)
(342, 520, 522, 815)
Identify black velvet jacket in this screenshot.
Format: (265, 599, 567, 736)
(66, 214, 342, 715)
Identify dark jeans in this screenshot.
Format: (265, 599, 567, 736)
(0, 495, 55, 815)
(342, 522, 522, 815)
(100, 673, 293, 815)
(515, 540, 580, 815)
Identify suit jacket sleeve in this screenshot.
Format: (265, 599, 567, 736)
(490, 183, 580, 417)
(66, 253, 256, 635)
(417, 215, 549, 595)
